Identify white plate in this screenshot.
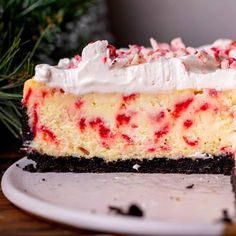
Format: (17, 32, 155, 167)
(1, 157, 234, 235)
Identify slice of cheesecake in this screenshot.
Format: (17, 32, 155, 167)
(22, 38, 236, 174)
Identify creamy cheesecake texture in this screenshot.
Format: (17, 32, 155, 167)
(23, 38, 236, 164)
(23, 79, 236, 161)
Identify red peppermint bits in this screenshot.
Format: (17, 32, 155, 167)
(221, 58, 236, 69)
(78, 117, 86, 132)
(182, 61, 188, 71)
(199, 103, 209, 111)
(121, 134, 133, 144)
(39, 125, 59, 145)
(230, 61, 236, 69)
(32, 103, 38, 136)
(68, 64, 78, 69)
(197, 50, 209, 64)
(155, 124, 169, 141)
(89, 117, 103, 128)
(170, 37, 185, 50)
(123, 93, 137, 103)
(99, 125, 111, 139)
(79, 147, 90, 155)
(41, 90, 48, 99)
(129, 44, 142, 51)
(103, 56, 108, 64)
(183, 119, 193, 129)
(228, 57, 236, 65)
(75, 99, 84, 109)
(155, 111, 165, 122)
(220, 146, 231, 153)
(74, 55, 81, 62)
(211, 47, 220, 61)
(107, 44, 118, 58)
(183, 136, 199, 146)
(89, 117, 112, 139)
(23, 88, 32, 107)
(230, 41, 236, 47)
(131, 124, 138, 129)
(116, 114, 131, 126)
(208, 89, 218, 97)
(120, 94, 138, 109)
(221, 59, 230, 69)
(147, 148, 156, 153)
(224, 49, 230, 56)
(172, 98, 194, 118)
(160, 144, 171, 151)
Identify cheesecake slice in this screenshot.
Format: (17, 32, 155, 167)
(22, 38, 236, 174)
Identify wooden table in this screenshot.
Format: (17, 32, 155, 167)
(0, 149, 102, 236)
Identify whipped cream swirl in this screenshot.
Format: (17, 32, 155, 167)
(34, 39, 236, 95)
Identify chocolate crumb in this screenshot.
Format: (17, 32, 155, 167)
(16, 164, 20, 167)
(219, 209, 232, 224)
(24, 151, 235, 174)
(23, 163, 37, 172)
(108, 203, 143, 217)
(108, 206, 124, 215)
(42, 178, 46, 181)
(186, 184, 194, 189)
(128, 204, 143, 217)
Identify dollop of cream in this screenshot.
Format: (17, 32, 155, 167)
(34, 39, 236, 95)
(35, 64, 51, 82)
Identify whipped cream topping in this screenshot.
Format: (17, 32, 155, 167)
(34, 38, 236, 95)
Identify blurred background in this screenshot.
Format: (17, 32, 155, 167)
(109, 0, 236, 47)
(1, 0, 236, 165)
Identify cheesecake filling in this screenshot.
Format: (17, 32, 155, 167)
(23, 80, 236, 161)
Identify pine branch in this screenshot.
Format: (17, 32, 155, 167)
(0, 32, 32, 138)
(0, 0, 95, 138)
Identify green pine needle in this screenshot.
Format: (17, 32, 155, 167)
(0, 0, 95, 138)
(0, 32, 31, 138)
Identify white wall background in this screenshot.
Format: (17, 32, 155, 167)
(109, 0, 236, 47)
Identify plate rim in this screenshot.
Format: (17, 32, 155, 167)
(1, 157, 224, 236)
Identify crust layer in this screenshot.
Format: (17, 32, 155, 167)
(24, 152, 234, 175)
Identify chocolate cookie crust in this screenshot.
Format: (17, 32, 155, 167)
(24, 152, 234, 175)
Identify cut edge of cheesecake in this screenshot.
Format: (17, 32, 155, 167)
(22, 81, 235, 175)
(21, 37, 236, 174)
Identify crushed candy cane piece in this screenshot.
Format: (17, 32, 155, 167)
(171, 37, 185, 50)
(221, 59, 230, 69)
(74, 55, 81, 62)
(66, 37, 236, 70)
